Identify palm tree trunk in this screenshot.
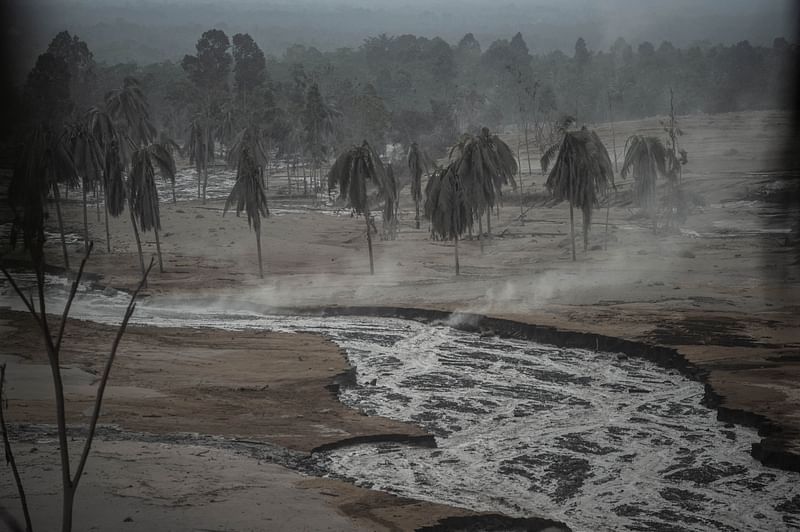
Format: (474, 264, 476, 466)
(202, 167, 209, 204)
(478, 217, 484, 254)
(128, 203, 145, 280)
(569, 202, 576, 261)
(652, 188, 657, 234)
(256, 226, 263, 279)
(153, 228, 164, 273)
(415, 201, 420, 229)
(171, 181, 176, 204)
(265, 147, 271, 191)
(197, 168, 201, 200)
(524, 121, 532, 175)
(302, 159, 308, 196)
(486, 210, 492, 238)
(104, 189, 111, 253)
(82, 179, 90, 252)
(52, 185, 70, 270)
(365, 212, 374, 275)
(583, 209, 589, 251)
(94, 181, 101, 222)
(454, 234, 460, 275)
(604, 198, 611, 251)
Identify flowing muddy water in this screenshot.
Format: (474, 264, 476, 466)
(1, 278, 799, 531)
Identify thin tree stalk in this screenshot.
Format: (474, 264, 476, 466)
(256, 227, 263, 279)
(365, 213, 374, 275)
(153, 229, 164, 273)
(454, 234, 460, 276)
(55, 243, 94, 353)
(128, 200, 146, 281)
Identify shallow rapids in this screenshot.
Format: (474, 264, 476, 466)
(1, 277, 798, 531)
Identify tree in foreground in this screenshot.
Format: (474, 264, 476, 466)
(449, 127, 517, 240)
(3, 157, 151, 532)
(328, 141, 396, 275)
(621, 135, 667, 233)
(424, 162, 472, 275)
(542, 129, 613, 260)
(224, 139, 270, 278)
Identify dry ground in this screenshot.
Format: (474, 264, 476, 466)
(1, 109, 798, 530)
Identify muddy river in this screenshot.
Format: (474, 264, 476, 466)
(1, 278, 798, 531)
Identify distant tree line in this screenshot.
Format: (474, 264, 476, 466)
(9, 29, 797, 162)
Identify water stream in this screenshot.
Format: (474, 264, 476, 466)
(1, 278, 798, 531)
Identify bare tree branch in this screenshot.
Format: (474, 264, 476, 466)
(0, 266, 40, 326)
(56, 242, 94, 353)
(72, 257, 153, 489)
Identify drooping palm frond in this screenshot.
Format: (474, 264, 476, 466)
(621, 135, 667, 209)
(544, 129, 613, 256)
(129, 149, 161, 232)
(424, 162, 471, 241)
(449, 127, 518, 218)
(104, 138, 126, 216)
(129, 143, 176, 232)
(186, 118, 212, 171)
(328, 141, 394, 217)
(9, 129, 56, 254)
(224, 141, 270, 278)
(9, 126, 80, 264)
(66, 122, 104, 187)
(327, 140, 395, 274)
(85, 107, 117, 150)
(545, 130, 612, 211)
(105, 77, 157, 147)
(540, 140, 563, 175)
(158, 131, 182, 158)
(224, 146, 269, 230)
(226, 124, 269, 169)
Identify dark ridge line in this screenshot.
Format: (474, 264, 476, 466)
(416, 513, 571, 532)
(279, 304, 800, 474)
(311, 434, 437, 454)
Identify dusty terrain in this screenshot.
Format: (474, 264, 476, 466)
(1, 109, 798, 530)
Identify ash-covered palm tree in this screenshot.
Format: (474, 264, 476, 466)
(302, 83, 340, 193)
(9, 126, 79, 268)
(105, 77, 156, 148)
(224, 140, 270, 278)
(86, 106, 129, 251)
(407, 142, 430, 229)
(424, 162, 472, 275)
(129, 144, 176, 275)
(449, 127, 517, 239)
(227, 123, 269, 174)
(542, 129, 613, 260)
(157, 131, 181, 203)
(66, 121, 104, 253)
(621, 135, 667, 234)
(328, 141, 396, 275)
(187, 117, 214, 203)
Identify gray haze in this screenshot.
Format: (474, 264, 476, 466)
(6, 0, 797, 76)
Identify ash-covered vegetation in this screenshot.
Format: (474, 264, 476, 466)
(6, 26, 798, 155)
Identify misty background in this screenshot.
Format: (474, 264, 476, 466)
(5, 0, 797, 80)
